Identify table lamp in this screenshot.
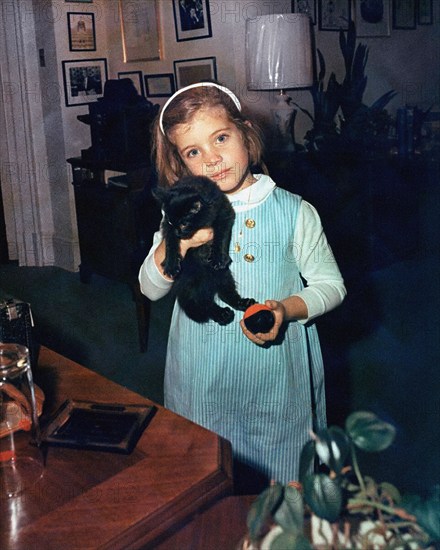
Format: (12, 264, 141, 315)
(245, 13, 314, 151)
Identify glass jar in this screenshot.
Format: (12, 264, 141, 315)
(0, 343, 43, 498)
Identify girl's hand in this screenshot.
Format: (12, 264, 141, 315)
(240, 300, 286, 345)
(180, 228, 213, 257)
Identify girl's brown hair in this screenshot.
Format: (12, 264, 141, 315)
(151, 84, 265, 187)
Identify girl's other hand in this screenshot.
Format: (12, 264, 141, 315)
(240, 300, 286, 345)
(180, 228, 213, 256)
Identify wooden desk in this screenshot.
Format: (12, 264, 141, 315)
(2, 348, 233, 549)
(155, 495, 254, 550)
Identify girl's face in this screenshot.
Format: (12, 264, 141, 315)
(170, 107, 256, 194)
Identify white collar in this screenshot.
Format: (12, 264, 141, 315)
(227, 174, 276, 212)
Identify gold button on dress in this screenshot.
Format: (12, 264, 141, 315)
(245, 218, 256, 229)
(244, 253, 255, 263)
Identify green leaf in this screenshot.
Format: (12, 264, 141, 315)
(314, 426, 350, 475)
(379, 482, 401, 504)
(246, 483, 284, 541)
(345, 411, 396, 452)
(273, 485, 304, 533)
(269, 530, 313, 550)
(347, 497, 374, 516)
(303, 474, 342, 522)
(402, 487, 440, 542)
(299, 439, 315, 483)
(370, 90, 397, 111)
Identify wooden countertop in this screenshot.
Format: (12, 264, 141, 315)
(2, 347, 233, 549)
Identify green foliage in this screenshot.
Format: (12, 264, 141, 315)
(303, 474, 342, 522)
(314, 426, 350, 474)
(246, 483, 284, 541)
(273, 485, 304, 532)
(345, 410, 396, 452)
(402, 486, 440, 542)
(244, 411, 437, 549)
(300, 20, 397, 153)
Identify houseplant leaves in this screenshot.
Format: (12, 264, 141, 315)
(303, 473, 342, 522)
(314, 426, 350, 475)
(246, 482, 284, 541)
(345, 410, 396, 452)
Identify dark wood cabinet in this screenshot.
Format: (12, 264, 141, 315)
(67, 157, 161, 351)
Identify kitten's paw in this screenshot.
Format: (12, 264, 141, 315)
(236, 298, 257, 311)
(207, 252, 232, 270)
(162, 257, 182, 278)
(212, 307, 234, 325)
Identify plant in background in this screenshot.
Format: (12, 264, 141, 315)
(299, 49, 342, 153)
(242, 411, 439, 549)
(337, 21, 397, 152)
(296, 21, 396, 154)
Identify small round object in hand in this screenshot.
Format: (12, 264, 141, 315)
(243, 304, 275, 334)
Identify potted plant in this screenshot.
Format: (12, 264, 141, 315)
(241, 411, 439, 549)
(296, 21, 396, 155)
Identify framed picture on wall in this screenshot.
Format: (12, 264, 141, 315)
(117, 71, 145, 96)
(144, 73, 175, 98)
(392, 0, 416, 29)
(355, 0, 391, 37)
(418, 0, 433, 25)
(62, 58, 108, 107)
(172, 0, 212, 41)
(292, 0, 316, 25)
(67, 12, 96, 51)
(174, 57, 217, 89)
(318, 0, 350, 31)
(119, 0, 161, 62)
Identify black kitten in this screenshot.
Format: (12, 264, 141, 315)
(154, 176, 255, 325)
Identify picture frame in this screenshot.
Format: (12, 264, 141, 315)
(318, 0, 350, 31)
(144, 73, 175, 98)
(174, 57, 217, 90)
(119, 0, 161, 62)
(172, 0, 212, 41)
(418, 0, 433, 25)
(392, 0, 416, 29)
(67, 12, 96, 51)
(355, 0, 391, 37)
(62, 58, 108, 107)
(117, 70, 144, 96)
(292, 0, 316, 25)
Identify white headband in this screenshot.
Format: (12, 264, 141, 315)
(159, 82, 242, 135)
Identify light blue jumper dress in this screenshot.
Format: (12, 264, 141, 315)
(164, 185, 326, 483)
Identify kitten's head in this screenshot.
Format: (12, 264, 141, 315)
(154, 176, 220, 238)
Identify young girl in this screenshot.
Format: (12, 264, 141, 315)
(139, 82, 346, 486)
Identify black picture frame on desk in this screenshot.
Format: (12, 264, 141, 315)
(392, 0, 416, 29)
(62, 58, 107, 107)
(67, 12, 96, 51)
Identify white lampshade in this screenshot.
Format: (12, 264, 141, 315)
(246, 13, 313, 90)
